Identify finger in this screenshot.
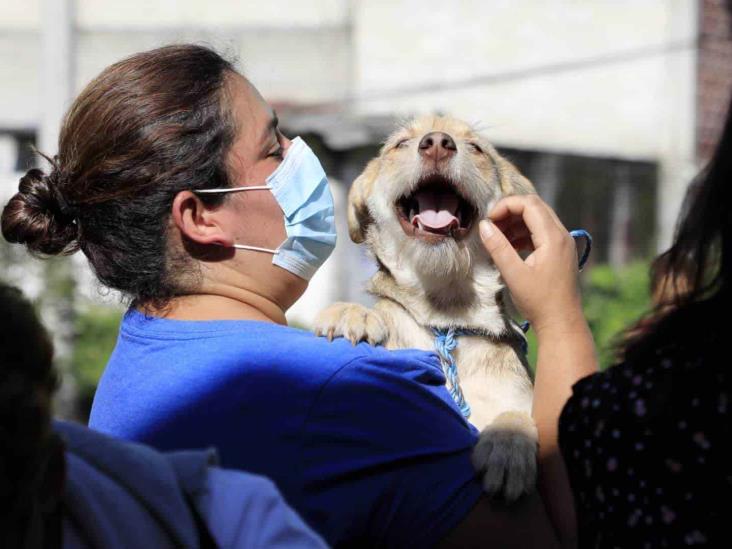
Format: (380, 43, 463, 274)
(489, 195, 556, 227)
(489, 196, 563, 244)
(479, 220, 527, 284)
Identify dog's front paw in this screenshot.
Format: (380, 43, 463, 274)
(313, 302, 388, 345)
(471, 411, 538, 502)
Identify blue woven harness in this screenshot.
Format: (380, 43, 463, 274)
(432, 229, 592, 419)
(431, 327, 478, 418)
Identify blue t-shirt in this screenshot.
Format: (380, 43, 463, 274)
(89, 309, 482, 547)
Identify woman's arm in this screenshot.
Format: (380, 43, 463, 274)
(532, 313, 597, 546)
(439, 492, 560, 549)
(478, 195, 599, 546)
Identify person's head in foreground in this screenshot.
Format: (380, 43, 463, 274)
(0, 283, 63, 546)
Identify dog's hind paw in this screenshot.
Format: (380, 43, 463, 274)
(313, 302, 388, 345)
(471, 411, 538, 502)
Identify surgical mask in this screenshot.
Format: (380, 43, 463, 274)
(195, 137, 337, 281)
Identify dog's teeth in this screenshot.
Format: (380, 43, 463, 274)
(417, 221, 424, 231)
(409, 207, 416, 222)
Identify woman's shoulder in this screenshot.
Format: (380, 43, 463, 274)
(560, 321, 730, 454)
(566, 343, 728, 426)
(116, 308, 442, 384)
(94, 311, 446, 444)
(573, 324, 726, 399)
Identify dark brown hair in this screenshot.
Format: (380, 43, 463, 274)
(1, 44, 238, 307)
(618, 92, 732, 360)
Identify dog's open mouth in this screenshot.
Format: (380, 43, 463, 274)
(396, 174, 477, 242)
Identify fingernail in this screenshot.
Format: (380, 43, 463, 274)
(479, 220, 494, 239)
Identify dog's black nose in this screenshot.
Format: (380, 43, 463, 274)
(418, 132, 457, 162)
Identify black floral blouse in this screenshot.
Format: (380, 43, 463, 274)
(559, 317, 731, 548)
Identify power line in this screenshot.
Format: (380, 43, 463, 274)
(319, 40, 697, 108)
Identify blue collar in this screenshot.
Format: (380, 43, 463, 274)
(432, 328, 475, 419)
(431, 323, 529, 419)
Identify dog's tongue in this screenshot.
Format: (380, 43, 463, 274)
(412, 190, 460, 230)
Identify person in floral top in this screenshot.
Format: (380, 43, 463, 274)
(558, 90, 732, 547)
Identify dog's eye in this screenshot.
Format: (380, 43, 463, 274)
(395, 139, 410, 149)
(467, 142, 484, 154)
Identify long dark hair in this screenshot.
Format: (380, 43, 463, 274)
(619, 94, 732, 359)
(1, 44, 238, 308)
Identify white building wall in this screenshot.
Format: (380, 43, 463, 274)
(352, 0, 698, 250)
(0, 0, 702, 159)
(354, 0, 693, 160)
(75, 0, 350, 29)
(0, 0, 352, 130)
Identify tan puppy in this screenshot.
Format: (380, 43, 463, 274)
(314, 115, 537, 501)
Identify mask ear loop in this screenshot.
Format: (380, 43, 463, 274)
(193, 186, 280, 254)
(194, 185, 272, 194)
(231, 244, 280, 254)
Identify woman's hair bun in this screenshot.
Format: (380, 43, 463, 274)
(1, 168, 80, 256)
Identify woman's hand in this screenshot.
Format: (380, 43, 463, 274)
(479, 195, 583, 338)
(480, 195, 597, 547)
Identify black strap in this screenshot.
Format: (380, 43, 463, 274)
(183, 492, 219, 549)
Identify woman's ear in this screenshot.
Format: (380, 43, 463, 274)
(171, 191, 233, 246)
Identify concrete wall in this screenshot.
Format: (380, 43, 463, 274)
(354, 0, 694, 160)
(0, 0, 352, 129)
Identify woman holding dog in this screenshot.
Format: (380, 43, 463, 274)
(3, 44, 598, 547)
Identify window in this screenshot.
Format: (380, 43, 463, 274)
(501, 148, 658, 266)
(0, 130, 37, 173)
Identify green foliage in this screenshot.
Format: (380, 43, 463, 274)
(71, 305, 122, 418)
(526, 261, 652, 371)
(583, 262, 652, 368)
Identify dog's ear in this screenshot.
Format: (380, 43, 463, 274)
(486, 147, 536, 196)
(347, 158, 380, 244)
